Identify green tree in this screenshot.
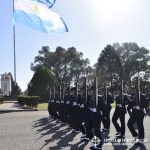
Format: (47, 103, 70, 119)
(113, 42, 150, 90)
(31, 46, 90, 84)
(27, 66, 59, 100)
(96, 45, 122, 96)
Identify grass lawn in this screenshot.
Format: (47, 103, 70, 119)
(37, 102, 48, 110)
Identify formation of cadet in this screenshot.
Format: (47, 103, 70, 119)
(48, 77, 149, 150)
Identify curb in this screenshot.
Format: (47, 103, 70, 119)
(0, 109, 38, 113)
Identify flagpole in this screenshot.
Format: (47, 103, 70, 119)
(13, 0, 16, 85)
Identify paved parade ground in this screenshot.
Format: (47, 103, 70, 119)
(0, 110, 150, 150)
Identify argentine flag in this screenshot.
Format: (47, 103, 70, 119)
(14, 0, 68, 34)
(33, 0, 56, 8)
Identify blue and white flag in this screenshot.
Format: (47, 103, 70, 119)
(32, 0, 56, 8)
(14, 0, 68, 34)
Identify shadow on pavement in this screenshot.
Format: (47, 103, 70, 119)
(48, 132, 86, 150)
(33, 116, 88, 150)
(129, 143, 147, 150)
(112, 144, 128, 150)
(111, 137, 128, 150)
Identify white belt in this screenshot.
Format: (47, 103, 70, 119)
(117, 104, 123, 107)
(66, 101, 70, 104)
(90, 108, 97, 112)
(133, 106, 140, 110)
(80, 104, 84, 108)
(73, 102, 77, 106)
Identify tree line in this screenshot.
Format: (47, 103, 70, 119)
(27, 42, 150, 100)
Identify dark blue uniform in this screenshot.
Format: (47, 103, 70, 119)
(112, 94, 129, 137)
(101, 94, 113, 131)
(85, 95, 103, 149)
(78, 96, 89, 137)
(70, 95, 80, 132)
(127, 94, 147, 141)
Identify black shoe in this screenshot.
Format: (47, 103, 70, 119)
(81, 137, 90, 141)
(102, 128, 109, 132)
(94, 147, 102, 150)
(132, 135, 139, 143)
(117, 134, 125, 139)
(115, 132, 121, 137)
(72, 129, 80, 133)
(134, 139, 144, 145)
(81, 134, 86, 139)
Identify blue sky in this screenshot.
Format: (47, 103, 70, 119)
(0, 0, 150, 91)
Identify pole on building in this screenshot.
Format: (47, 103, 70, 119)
(13, 0, 16, 85)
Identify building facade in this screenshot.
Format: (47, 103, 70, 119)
(1, 73, 12, 96)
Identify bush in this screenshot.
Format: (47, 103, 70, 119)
(18, 96, 40, 108)
(0, 96, 4, 104)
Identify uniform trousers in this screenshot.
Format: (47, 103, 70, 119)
(127, 108, 145, 139)
(102, 107, 111, 130)
(112, 107, 126, 136)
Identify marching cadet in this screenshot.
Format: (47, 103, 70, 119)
(84, 77, 103, 150)
(59, 83, 67, 123)
(48, 88, 52, 116)
(49, 86, 57, 120)
(101, 86, 113, 132)
(112, 80, 129, 138)
(70, 83, 81, 133)
(148, 93, 150, 113)
(78, 78, 89, 139)
(65, 83, 72, 127)
(145, 93, 150, 114)
(56, 85, 63, 122)
(54, 88, 60, 122)
(146, 85, 150, 113)
(62, 92, 69, 124)
(127, 87, 147, 144)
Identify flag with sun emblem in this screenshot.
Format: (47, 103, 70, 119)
(32, 0, 56, 8)
(13, 0, 68, 34)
